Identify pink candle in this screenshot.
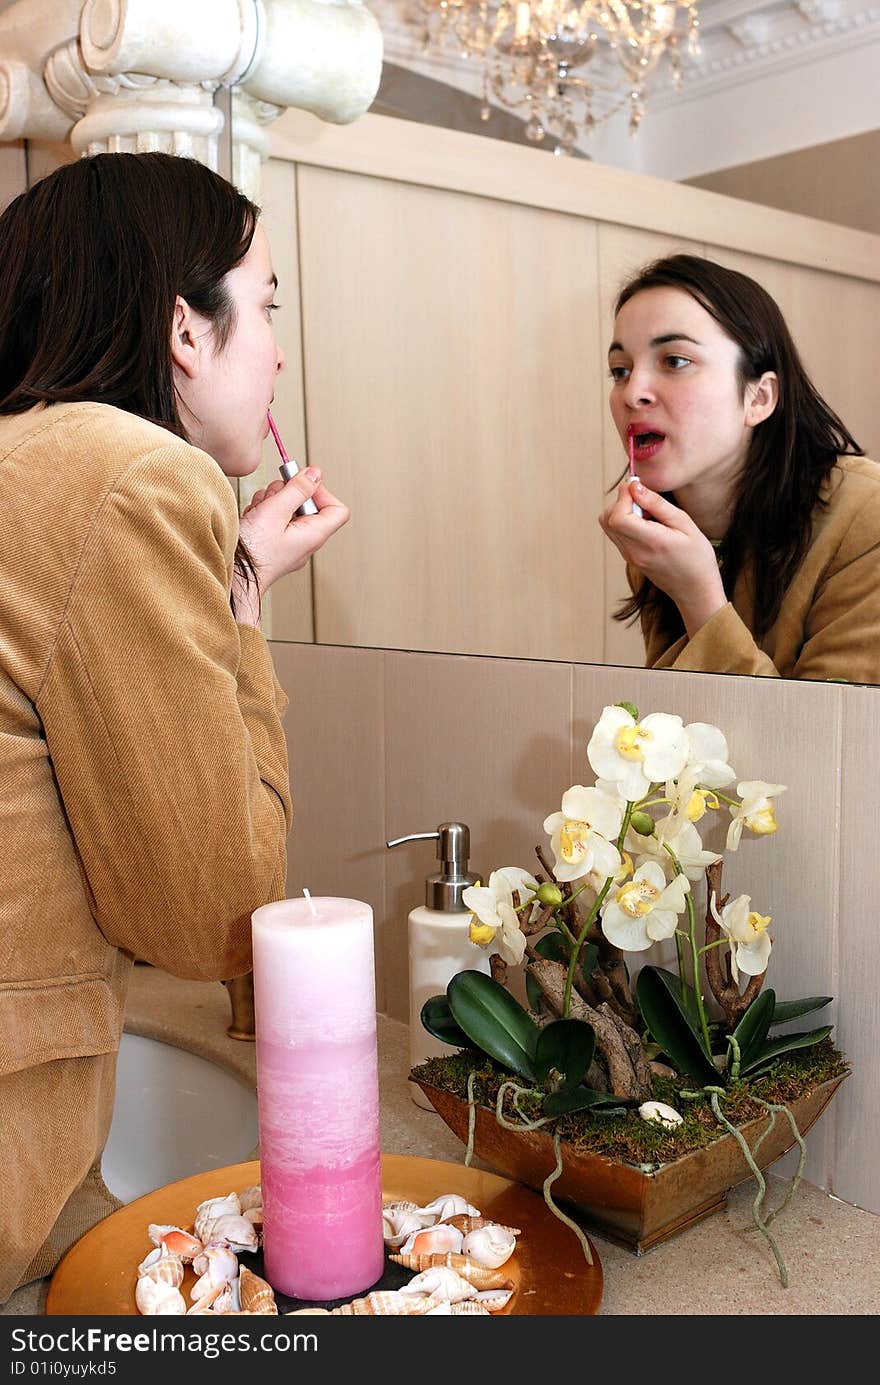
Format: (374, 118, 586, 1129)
(251, 896, 384, 1300)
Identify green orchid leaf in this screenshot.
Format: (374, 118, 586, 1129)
(447, 970, 539, 1082)
(730, 989, 776, 1072)
(543, 1087, 638, 1116)
(524, 934, 597, 1012)
(534, 1019, 595, 1091)
(741, 1025, 834, 1076)
(770, 997, 833, 1027)
(420, 994, 471, 1049)
(636, 966, 719, 1087)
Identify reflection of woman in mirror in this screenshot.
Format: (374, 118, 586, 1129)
(599, 255, 879, 682)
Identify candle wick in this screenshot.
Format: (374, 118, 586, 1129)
(302, 887, 318, 917)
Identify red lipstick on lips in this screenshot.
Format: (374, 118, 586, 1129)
(627, 421, 666, 464)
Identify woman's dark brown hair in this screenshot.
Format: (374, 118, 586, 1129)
(612, 254, 863, 643)
(0, 151, 260, 594)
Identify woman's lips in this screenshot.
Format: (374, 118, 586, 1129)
(627, 426, 666, 464)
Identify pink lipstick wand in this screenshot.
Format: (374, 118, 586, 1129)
(267, 410, 319, 517)
(628, 433, 643, 518)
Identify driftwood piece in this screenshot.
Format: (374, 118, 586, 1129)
(526, 956, 651, 1101)
(704, 860, 766, 1029)
(489, 953, 508, 989)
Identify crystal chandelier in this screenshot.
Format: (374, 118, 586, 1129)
(408, 1, 702, 152)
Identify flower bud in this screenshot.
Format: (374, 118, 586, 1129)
(615, 700, 639, 721)
(536, 882, 564, 907)
(629, 810, 655, 837)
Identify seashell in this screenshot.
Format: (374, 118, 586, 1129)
(449, 1301, 492, 1315)
(419, 1194, 482, 1223)
(187, 1282, 226, 1316)
(198, 1213, 258, 1254)
(239, 1267, 278, 1315)
(238, 1185, 262, 1213)
(382, 1208, 425, 1248)
(194, 1193, 241, 1243)
(286, 1309, 331, 1316)
(474, 1286, 515, 1311)
(243, 1207, 263, 1235)
(424, 1301, 453, 1314)
(398, 1267, 477, 1303)
(147, 1225, 203, 1262)
(461, 1224, 517, 1268)
(137, 1245, 185, 1288)
(331, 1291, 446, 1316)
(382, 1199, 421, 1213)
(445, 1214, 521, 1238)
(190, 1245, 239, 1300)
(389, 1252, 513, 1290)
(398, 1223, 463, 1257)
(135, 1276, 187, 1315)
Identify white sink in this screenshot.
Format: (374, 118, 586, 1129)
(102, 1032, 259, 1204)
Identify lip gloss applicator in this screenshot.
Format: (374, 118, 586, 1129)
(267, 410, 319, 517)
(628, 431, 643, 518)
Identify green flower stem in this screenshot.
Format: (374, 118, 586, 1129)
(713, 791, 741, 807)
(699, 938, 731, 955)
(562, 801, 635, 1018)
(663, 843, 712, 1056)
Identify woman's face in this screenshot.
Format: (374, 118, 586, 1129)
(607, 286, 755, 504)
(174, 223, 285, 477)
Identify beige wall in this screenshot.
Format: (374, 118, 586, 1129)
(687, 130, 880, 238)
(273, 637, 879, 1218)
(252, 112, 880, 667)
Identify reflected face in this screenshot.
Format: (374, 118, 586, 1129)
(176, 224, 285, 477)
(607, 287, 754, 502)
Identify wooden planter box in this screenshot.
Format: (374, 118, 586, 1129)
(413, 1073, 847, 1254)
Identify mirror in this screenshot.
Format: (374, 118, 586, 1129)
(228, 66, 880, 683)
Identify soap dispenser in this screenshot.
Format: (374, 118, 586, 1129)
(386, 822, 491, 1109)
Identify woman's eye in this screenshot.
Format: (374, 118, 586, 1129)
(609, 365, 630, 382)
(664, 354, 690, 369)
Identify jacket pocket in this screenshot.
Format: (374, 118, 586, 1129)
(0, 973, 122, 1077)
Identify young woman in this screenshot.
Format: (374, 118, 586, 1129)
(0, 152, 349, 1302)
(599, 254, 880, 682)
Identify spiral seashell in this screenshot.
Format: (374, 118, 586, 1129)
(147, 1225, 203, 1262)
(197, 1213, 258, 1254)
(137, 1245, 185, 1288)
(187, 1282, 226, 1315)
(419, 1194, 482, 1223)
(444, 1214, 521, 1238)
(424, 1300, 453, 1314)
(389, 1252, 514, 1290)
(194, 1193, 241, 1243)
(449, 1301, 492, 1315)
(399, 1267, 477, 1303)
(398, 1223, 463, 1257)
(382, 1207, 425, 1248)
(474, 1286, 515, 1311)
(190, 1245, 239, 1300)
(382, 1199, 421, 1213)
(461, 1224, 517, 1268)
(135, 1276, 187, 1315)
(239, 1267, 278, 1315)
(238, 1185, 262, 1213)
(331, 1291, 445, 1316)
(286, 1309, 331, 1315)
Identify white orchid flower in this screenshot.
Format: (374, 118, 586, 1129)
(626, 812, 721, 882)
(587, 705, 689, 801)
(543, 785, 623, 884)
(682, 723, 737, 790)
(710, 892, 772, 983)
(463, 868, 536, 966)
(600, 860, 690, 953)
(639, 1100, 684, 1130)
(726, 780, 786, 851)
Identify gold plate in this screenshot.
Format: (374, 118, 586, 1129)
(46, 1154, 602, 1316)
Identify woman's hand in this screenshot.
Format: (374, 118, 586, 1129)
(233, 467, 350, 624)
(599, 479, 727, 638)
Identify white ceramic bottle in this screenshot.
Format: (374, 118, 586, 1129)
(386, 823, 491, 1109)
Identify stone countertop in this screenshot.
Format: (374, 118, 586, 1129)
(5, 965, 879, 1316)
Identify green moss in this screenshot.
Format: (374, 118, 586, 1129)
(410, 1040, 849, 1168)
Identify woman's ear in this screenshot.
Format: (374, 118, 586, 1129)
(745, 371, 779, 428)
(169, 295, 201, 380)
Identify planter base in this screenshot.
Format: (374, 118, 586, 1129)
(414, 1073, 847, 1254)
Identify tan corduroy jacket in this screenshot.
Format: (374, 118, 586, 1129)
(630, 455, 880, 682)
(0, 402, 292, 1302)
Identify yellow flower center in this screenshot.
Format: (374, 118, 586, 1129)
(616, 878, 660, 918)
(468, 916, 496, 946)
(744, 805, 778, 835)
(747, 912, 771, 937)
(615, 723, 652, 762)
(685, 789, 718, 822)
(560, 819, 591, 864)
